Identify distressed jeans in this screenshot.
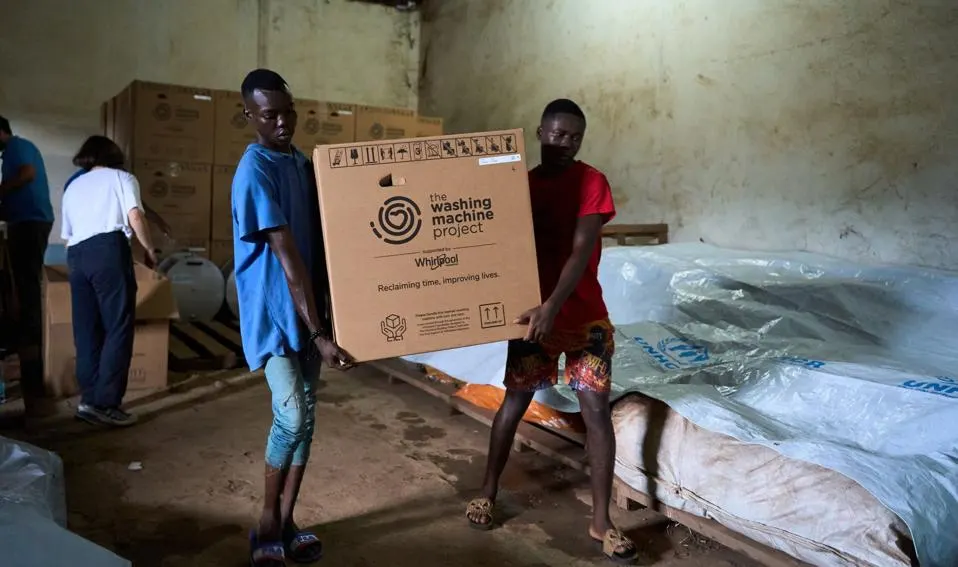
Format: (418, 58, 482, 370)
(264, 353, 320, 469)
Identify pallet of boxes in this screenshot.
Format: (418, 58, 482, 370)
(42, 79, 447, 397)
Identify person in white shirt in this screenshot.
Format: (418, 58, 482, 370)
(60, 135, 157, 427)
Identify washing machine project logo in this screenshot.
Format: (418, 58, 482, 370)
(369, 122, 385, 140)
(149, 180, 169, 199)
(152, 102, 172, 122)
(230, 111, 248, 130)
(370, 196, 422, 245)
(633, 335, 710, 370)
(381, 314, 407, 342)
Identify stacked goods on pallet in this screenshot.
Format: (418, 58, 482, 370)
(101, 81, 215, 259)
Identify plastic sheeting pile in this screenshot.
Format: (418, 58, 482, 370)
(0, 436, 130, 566)
(405, 243, 958, 567)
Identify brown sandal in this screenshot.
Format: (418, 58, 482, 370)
(593, 528, 639, 564)
(465, 497, 495, 531)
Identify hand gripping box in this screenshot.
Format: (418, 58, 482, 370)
(313, 129, 540, 362)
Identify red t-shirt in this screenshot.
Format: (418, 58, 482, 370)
(529, 160, 616, 330)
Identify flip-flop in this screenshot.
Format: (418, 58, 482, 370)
(465, 497, 495, 531)
(249, 530, 286, 567)
(591, 528, 639, 564)
(284, 528, 324, 564)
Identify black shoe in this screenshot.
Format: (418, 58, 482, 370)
(76, 404, 137, 427)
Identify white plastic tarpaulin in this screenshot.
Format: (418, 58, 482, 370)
(404, 243, 958, 567)
(0, 436, 131, 566)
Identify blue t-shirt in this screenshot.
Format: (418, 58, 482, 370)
(232, 143, 321, 371)
(0, 136, 54, 224)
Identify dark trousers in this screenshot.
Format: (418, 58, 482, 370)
(67, 231, 137, 409)
(7, 221, 52, 398)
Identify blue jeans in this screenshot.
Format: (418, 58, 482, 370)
(67, 231, 137, 409)
(264, 353, 320, 469)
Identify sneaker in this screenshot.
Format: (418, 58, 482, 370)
(76, 404, 137, 427)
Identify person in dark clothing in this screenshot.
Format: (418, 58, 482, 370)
(60, 135, 157, 427)
(0, 115, 55, 414)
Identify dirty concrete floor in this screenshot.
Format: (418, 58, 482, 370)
(25, 366, 761, 567)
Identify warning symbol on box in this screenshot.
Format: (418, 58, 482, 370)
(456, 138, 472, 157)
(364, 146, 379, 164)
(329, 148, 347, 168)
(479, 302, 506, 329)
(440, 139, 457, 158)
(426, 140, 443, 159)
(485, 135, 503, 154)
(394, 142, 411, 162)
(378, 144, 395, 163)
(346, 147, 363, 166)
(503, 134, 516, 153)
(471, 138, 487, 155)
(411, 141, 425, 161)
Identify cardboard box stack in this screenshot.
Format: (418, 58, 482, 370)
(313, 129, 539, 362)
(43, 264, 179, 396)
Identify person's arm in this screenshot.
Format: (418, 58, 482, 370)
(266, 227, 328, 340)
(119, 172, 157, 266)
(0, 141, 36, 197)
(542, 214, 604, 313)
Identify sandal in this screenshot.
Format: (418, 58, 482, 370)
(465, 497, 495, 531)
(249, 530, 286, 567)
(284, 526, 324, 564)
(592, 528, 639, 564)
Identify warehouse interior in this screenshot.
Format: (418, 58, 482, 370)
(1, 1, 956, 566)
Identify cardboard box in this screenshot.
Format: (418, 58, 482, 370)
(313, 128, 540, 362)
(211, 165, 235, 241)
(133, 160, 212, 240)
(43, 264, 179, 398)
(210, 240, 233, 269)
(293, 100, 356, 152)
(213, 90, 256, 165)
(112, 80, 215, 163)
(415, 116, 444, 137)
(354, 105, 417, 142)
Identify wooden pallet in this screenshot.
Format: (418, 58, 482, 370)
(370, 358, 808, 567)
(168, 318, 245, 373)
(602, 223, 669, 246)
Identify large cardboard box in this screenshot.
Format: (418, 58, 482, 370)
(313, 128, 540, 362)
(113, 81, 215, 163)
(293, 100, 356, 152)
(354, 105, 417, 142)
(43, 264, 179, 398)
(415, 116, 444, 137)
(213, 90, 255, 166)
(133, 160, 213, 240)
(211, 165, 235, 241)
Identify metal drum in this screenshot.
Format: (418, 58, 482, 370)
(158, 249, 225, 322)
(222, 258, 239, 320)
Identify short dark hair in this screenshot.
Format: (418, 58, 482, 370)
(73, 135, 126, 170)
(541, 99, 586, 124)
(241, 69, 290, 100)
(0, 115, 11, 135)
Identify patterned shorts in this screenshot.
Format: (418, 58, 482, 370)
(504, 319, 615, 394)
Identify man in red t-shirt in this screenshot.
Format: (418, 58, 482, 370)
(465, 99, 637, 563)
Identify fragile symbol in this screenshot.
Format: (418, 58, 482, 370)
(349, 147, 361, 165)
(381, 314, 407, 342)
(370, 195, 422, 245)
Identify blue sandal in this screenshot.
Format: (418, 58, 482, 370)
(284, 528, 324, 564)
(249, 530, 286, 567)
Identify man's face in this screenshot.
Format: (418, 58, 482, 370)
(244, 88, 297, 150)
(537, 113, 585, 168)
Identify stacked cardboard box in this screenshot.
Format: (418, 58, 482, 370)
(100, 80, 445, 272)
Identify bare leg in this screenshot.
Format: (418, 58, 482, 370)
(280, 464, 307, 530)
(576, 389, 616, 536)
(480, 389, 535, 501)
(259, 465, 288, 541)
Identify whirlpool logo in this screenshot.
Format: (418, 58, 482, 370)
(370, 196, 422, 245)
(633, 336, 710, 370)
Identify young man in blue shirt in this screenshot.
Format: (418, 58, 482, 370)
(0, 115, 55, 413)
(231, 69, 353, 567)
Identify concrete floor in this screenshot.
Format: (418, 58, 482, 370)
(17, 366, 760, 567)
